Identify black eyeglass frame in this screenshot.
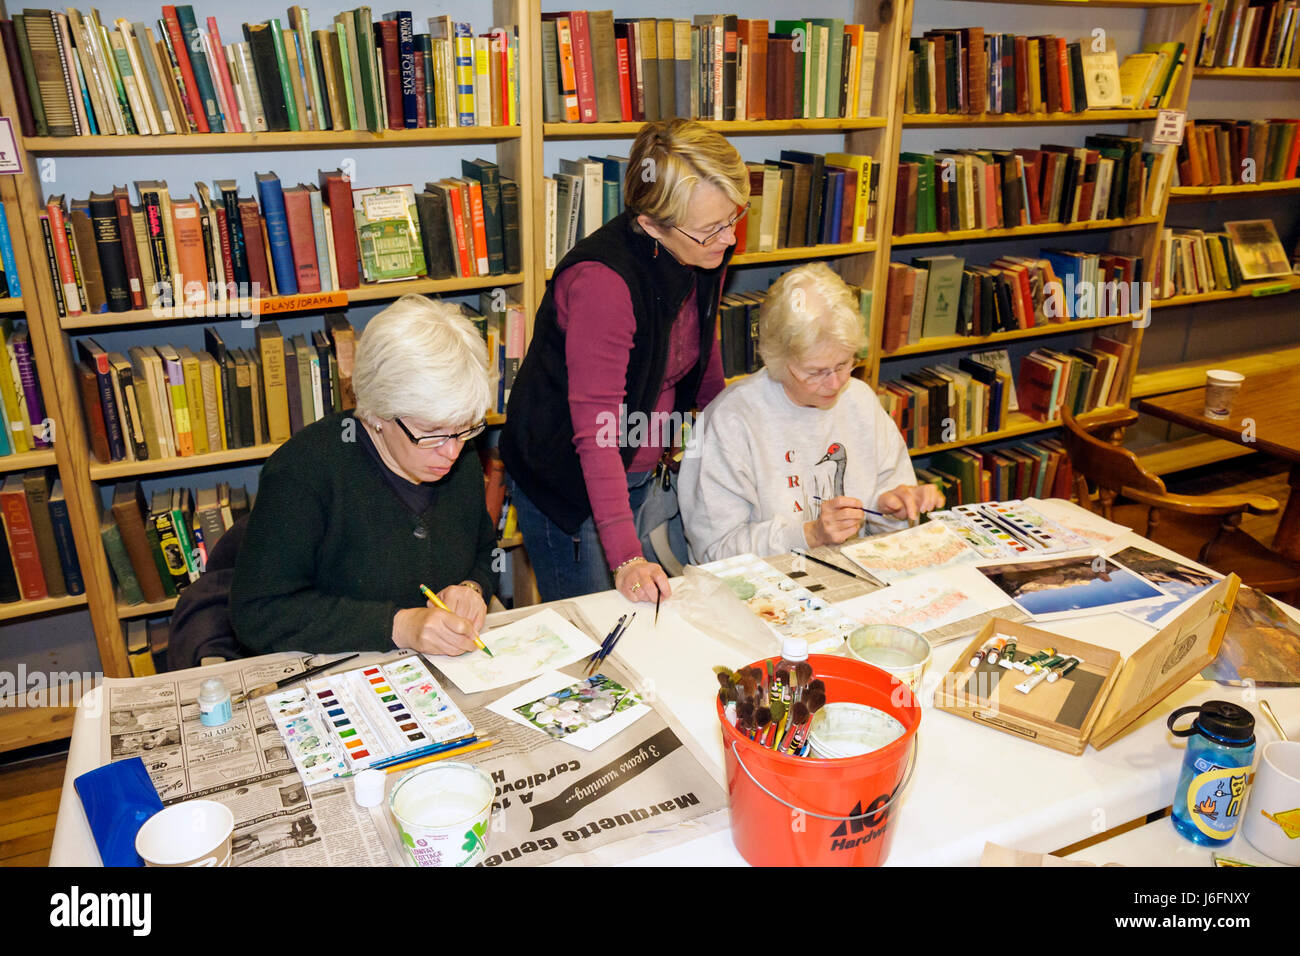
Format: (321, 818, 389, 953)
(393, 417, 487, 449)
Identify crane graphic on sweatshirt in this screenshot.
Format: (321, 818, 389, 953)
(808, 442, 848, 516)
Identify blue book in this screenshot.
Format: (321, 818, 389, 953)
(823, 168, 844, 244)
(255, 172, 298, 296)
(1041, 249, 1086, 319)
(0, 203, 20, 297)
(589, 155, 629, 215)
(385, 11, 419, 129)
(176, 5, 225, 132)
(48, 480, 85, 595)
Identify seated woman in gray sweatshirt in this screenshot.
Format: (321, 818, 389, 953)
(679, 262, 944, 563)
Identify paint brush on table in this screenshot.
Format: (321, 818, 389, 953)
(369, 734, 479, 771)
(586, 612, 635, 677)
(420, 584, 493, 657)
(789, 549, 883, 588)
(383, 739, 498, 774)
(232, 653, 360, 704)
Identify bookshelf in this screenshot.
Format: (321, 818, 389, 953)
(0, 0, 541, 691)
(1193, 67, 1300, 79)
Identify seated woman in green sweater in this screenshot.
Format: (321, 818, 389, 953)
(230, 295, 497, 656)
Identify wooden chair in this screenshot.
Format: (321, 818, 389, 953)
(1061, 407, 1300, 599)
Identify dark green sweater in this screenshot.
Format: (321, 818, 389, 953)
(230, 412, 496, 654)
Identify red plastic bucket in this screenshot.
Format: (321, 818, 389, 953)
(717, 654, 920, 867)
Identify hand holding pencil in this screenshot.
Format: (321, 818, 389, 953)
(391, 585, 488, 657)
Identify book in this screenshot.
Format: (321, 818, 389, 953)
(351, 184, 425, 281)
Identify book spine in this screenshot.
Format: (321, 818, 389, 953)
(256, 176, 298, 296)
(160, 6, 209, 132)
(1, 485, 47, 599)
(47, 493, 85, 595)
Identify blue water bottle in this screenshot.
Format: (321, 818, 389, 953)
(1167, 701, 1255, 846)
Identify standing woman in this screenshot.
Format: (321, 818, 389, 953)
(502, 119, 750, 603)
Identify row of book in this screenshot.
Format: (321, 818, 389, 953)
(540, 13, 880, 125)
(2, 8, 519, 139)
(1, 319, 51, 456)
(882, 248, 1144, 349)
(904, 32, 1184, 116)
(38, 161, 522, 318)
(1152, 221, 1286, 299)
(876, 332, 1132, 450)
(0, 204, 21, 299)
(76, 320, 356, 465)
(1195, 0, 1300, 70)
(1174, 119, 1300, 188)
(716, 283, 873, 379)
(125, 617, 171, 676)
(920, 437, 1076, 508)
(893, 136, 1166, 236)
(0, 470, 82, 603)
(101, 479, 250, 606)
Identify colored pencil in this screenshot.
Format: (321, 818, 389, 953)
(369, 734, 478, 771)
(383, 738, 499, 774)
(420, 584, 493, 656)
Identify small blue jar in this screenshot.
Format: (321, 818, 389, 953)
(1168, 701, 1255, 846)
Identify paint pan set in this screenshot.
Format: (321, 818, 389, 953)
(930, 501, 1092, 559)
(935, 576, 1241, 754)
(266, 656, 473, 781)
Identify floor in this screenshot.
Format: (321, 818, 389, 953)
(0, 459, 1289, 868)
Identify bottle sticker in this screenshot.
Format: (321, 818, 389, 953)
(1186, 765, 1249, 840)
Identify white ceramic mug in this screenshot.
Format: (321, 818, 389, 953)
(1242, 740, 1300, 865)
(135, 800, 235, 867)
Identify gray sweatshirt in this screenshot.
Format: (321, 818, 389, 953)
(680, 369, 916, 563)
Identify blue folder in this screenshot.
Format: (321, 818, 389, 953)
(73, 757, 164, 867)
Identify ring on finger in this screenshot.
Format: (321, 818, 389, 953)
(631, 582, 642, 593)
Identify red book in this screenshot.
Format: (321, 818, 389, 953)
(442, 180, 473, 278)
(1284, 120, 1300, 181)
(112, 186, 145, 310)
(568, 10, 598, 123)
(0, 475, 47, 599)
(161, 6, 210, 133)
(618, 21, 642, 122)
(214, 206, 236, 296)
(281, 186, 321, 293)
(615, 37, 633, 121)
(414, 49, 427, 127)
(379, 20, 403, 130)
(45, 201, 81, 316)
(1055, 38, 1071, 113)
(238, 198, 272, 294)
(206, 16, 242, 132)
(1014, 36, 1029, 113)
(838, 166, 856, 244)
(318, 170, 359, 289)
(739, 19, 767, 120)
(464, 179, 489, 276)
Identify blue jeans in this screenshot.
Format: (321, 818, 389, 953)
(510, 472, 654, 603)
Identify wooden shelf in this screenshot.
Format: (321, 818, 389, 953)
(908, 405, 1128, 457)
(1168, 180, 1300, 200)
(23, 126, 522, 154)
(904, 110, 1159, 126)
(1151, 276, 1300, 309)
(948, 0, 1199, 6)
(892, 216, 1158, 247)
(882, 314, 1140, 358)
(1194, 67, 1300, 79)
(732, 241, 876, 266)
(0, 448, 57, 474)
(1131, 345, 1300, 398)
(0, 297, 24, 313)
(61, 274, 525, 331)
(118, 595, 179, 620)
(0, 592, 88, 623)
(543, 118, 887, 137)
(89, 442, 287, 481)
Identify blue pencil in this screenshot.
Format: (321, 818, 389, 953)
(368, 734, 478, 771)
(587, 612, 635, 676)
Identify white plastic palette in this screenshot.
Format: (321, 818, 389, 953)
(944, 501, 1092, 556)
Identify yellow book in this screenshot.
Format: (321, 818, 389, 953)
(0, 320, 31, 453)
(255, 323, 291, 444)
(176, 347, 208, 455)
(1027, 39, 1042, 113)
(155, 344, 194, 456)
(1118, 53, 1160, 109)
(826, 152, 873, 243)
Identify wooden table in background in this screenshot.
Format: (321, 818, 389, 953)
(1138, 366, 1300, 561)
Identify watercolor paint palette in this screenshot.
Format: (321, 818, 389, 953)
(307, 657, 474, 771)
(265, 656, 474, 780)
(940, 501, 1092, 556)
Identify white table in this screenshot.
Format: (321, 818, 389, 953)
(50, 504, 1300, 866)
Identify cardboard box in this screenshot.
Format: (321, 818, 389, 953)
(934, 574, 1240, 754)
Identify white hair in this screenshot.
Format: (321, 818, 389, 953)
(352, 294, 491, 427)
(757, 262, 868, 381)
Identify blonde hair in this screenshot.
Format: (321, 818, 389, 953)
(353, 294, 491, 427)
(758, 263, 868, 380)
(624, 119, 749, 229)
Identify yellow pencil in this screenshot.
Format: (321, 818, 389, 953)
(384, 739, 498, 774)
(419, 584, 493, 656)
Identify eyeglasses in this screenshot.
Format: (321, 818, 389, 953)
(393, 418, 487, 449)
(673, 202, 750, 247)
(789, 361, 856, 385)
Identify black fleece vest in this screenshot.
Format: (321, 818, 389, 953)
(501, 209, 733, 534)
